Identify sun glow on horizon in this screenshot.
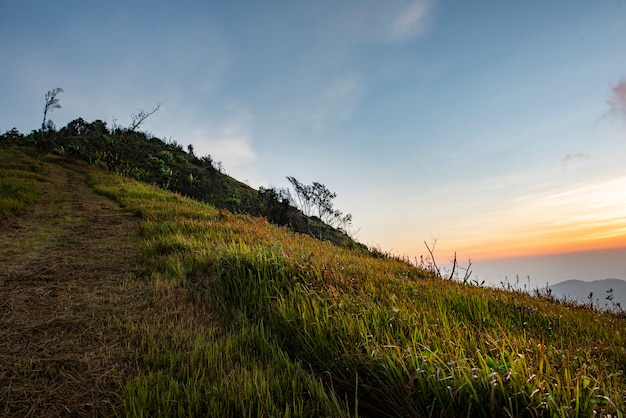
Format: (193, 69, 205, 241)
(440, 175, 626, 260)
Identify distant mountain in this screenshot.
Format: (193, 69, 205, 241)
(546, 278, 626, 311)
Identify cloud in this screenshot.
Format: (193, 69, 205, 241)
(188, 124, 256, 170)
(607, 77, 626, 120)
(181, 107, 256, 170)
(562, 153, 591, 167)
(389, 0, 432, 42)
(309, 74, 363, 130)
(210, 134, 256, 167)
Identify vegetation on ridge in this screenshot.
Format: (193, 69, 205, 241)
(1, 109, 358, 248)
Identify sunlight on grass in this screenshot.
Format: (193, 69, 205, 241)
(85, 168, 626, 417)
(0, 150, 46, 219)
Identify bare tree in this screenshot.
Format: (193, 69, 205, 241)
(423, 239, 473, 282)
(42, 88, 64, 131)
(424, 239, 442, 277)
(127, 103, 162, 132)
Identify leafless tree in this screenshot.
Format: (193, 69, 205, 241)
(423, 239, 473, 282)
(127, 103, 162, 132)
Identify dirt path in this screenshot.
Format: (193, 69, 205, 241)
(0, 162, 149, 417)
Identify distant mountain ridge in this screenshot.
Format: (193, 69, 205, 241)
(547, 278, 626, 310)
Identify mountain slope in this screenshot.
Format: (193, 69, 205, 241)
(87, 158, 626, 417)
(2, 149, 626, 417)
(1, 122, 358, 248)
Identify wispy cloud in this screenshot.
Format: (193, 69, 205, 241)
(188, 124, 256, 169)
(607, 77, 626, 120)
(562, 153, 591, 167)
(412, 149, 626, 259)
(210, 133, 256, 167)
(309, 74, 363, 131)
(518, 176, 626, 237)
(462, 175, 626, 257)
(389, 0, 432, 42)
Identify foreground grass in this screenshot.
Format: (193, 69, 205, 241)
(0, 149, 46, 219)
(86, 168, 626, 417)
(0, 154, 150, 416)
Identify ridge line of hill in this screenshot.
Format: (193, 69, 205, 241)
(1, 123, 364, 251)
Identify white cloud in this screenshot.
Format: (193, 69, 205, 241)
(212, 131, 256, 167)
(188, 125, 255, 169)
(183, 107, 256, 171)
(389, 0, 432, 42)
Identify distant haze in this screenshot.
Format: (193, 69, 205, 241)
(467, 246, 626, 291)
(547, 278, 626, 311)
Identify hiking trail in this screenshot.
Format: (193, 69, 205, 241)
(0, 162, 149, 417)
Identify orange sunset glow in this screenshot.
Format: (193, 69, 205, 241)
(430, 175, 626, 260)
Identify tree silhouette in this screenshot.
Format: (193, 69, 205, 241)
(286, 176, 352, 231)
(127, 103, 161, 132)
(286, 176, 313, 217)
(42, 88, 64, 131)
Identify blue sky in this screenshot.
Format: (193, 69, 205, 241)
(2, 1, 626, 285)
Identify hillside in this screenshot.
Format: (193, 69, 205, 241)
(2, 148, 626, 417)
(0, 121, 358, 249)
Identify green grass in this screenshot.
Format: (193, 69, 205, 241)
(0, 149, 46, 219)
(82, 167, 626, 417)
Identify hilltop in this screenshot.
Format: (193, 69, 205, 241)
(1, 120, 359, 249)
(2, 129, 626, 416)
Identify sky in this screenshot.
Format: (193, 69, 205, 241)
(2, 0, 626, 287)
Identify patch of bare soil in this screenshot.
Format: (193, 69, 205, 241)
(0, 163, 149, 417)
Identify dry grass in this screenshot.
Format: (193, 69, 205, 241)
(0, 161, 149, 417)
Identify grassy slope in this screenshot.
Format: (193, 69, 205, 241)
(3, 151, 625, 417)
(0, 150, 45, 219)
(86, 166, 626, 417)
